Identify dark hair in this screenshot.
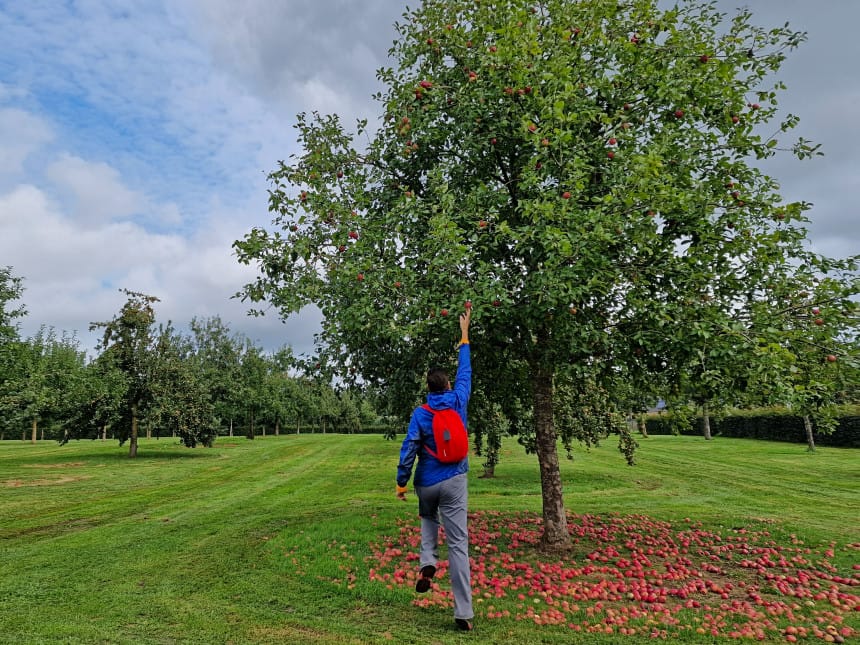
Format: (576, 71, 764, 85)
(426, 367, 449, 393)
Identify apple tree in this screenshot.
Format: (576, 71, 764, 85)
(235, 0, 857, 549)
(86, 290, 160, 457)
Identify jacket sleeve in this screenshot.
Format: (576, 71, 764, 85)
(396, 410, 422, 487)
(452, 343, 472, 411)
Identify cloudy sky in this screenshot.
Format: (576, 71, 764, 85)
(1, 1, 857, 358)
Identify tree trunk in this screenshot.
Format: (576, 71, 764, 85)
(701, 402, 712, 440)
(129, 406, 139, 458)
(275, 420, 280, 436)
(296, 419, 300, 434)
(229, 419, 233, 437)
(532, 363, 570, 552)
(101, 425, 107, 441)
(803, 415, 815, 452)
(479, 465, 495, 479)
(637, 414, 649, 438)
(31, 418, 37, 444)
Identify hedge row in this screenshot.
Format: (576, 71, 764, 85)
(644, 409, 860, 448)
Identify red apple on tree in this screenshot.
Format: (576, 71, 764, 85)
(464, 300, 472, 309)
(440, 309, 449, 316)
(826, 354, 837, 363)
(356, 273, 364, 282)
(562, 191, 571, 199)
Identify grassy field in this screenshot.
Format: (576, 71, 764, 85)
(0, 434, 857, 644)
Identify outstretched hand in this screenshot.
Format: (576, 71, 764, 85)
(459, 307, 471, 339)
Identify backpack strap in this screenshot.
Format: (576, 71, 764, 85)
(419, 404, 439, 459)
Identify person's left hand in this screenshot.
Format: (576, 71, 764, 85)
(396, 485, 408, 501)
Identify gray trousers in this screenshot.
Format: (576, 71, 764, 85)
(415, 473, 473, 621)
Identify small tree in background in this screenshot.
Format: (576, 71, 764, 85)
(88, 290, 159, 458)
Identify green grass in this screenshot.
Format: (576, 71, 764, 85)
(0, 434, 857, 644)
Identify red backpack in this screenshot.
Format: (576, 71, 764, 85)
(421, 404, 469, 463)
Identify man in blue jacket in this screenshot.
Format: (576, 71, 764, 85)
(396, 306, 473, 631)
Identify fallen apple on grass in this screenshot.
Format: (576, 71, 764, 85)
(358, 511, 858, 641)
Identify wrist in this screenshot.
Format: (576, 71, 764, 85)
(459, 337, 469, 345)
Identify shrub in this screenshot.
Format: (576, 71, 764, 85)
(644, 406, 860, 448)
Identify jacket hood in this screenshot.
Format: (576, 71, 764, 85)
(426, 390, 457, 409)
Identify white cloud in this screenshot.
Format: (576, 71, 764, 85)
(0, 107, 53, 175)
(45, 154, 143, 226)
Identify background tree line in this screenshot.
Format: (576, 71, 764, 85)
(0, 271, 381, 456)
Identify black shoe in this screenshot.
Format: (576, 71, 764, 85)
(455, 618, 473, 631)
(415, 565, 436, 593)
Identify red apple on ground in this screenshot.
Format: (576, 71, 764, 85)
(394, 281, 402, 288)
(337, 170, 344, 178)
(812, 307, 820, 315)
(562, 191, 571, 199)
(674, 109, 684, 118)
(492, 299, 501, 307)
(356, 273, 364, 282)
(826, 354, 837, 362)
(348, 231, 358, 239)
(478, 220, 487, 228)
(814, 318, 824, 326)
(608, 137, 617, 145)
(529, 123, 537, 132)
(607, 150, 615, 159)
(541, 138, 550, 146)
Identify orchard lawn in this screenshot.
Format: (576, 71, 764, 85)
(0, 435, 857, 644)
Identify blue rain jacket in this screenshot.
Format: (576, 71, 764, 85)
(397, 343, 471, 488)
